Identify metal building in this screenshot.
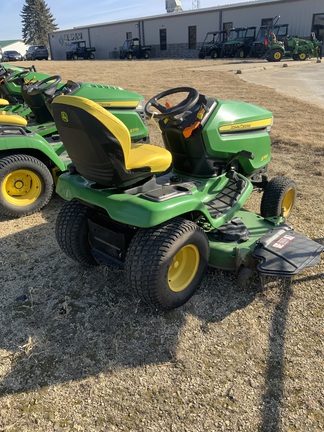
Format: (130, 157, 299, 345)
(48, 0, 324, 60)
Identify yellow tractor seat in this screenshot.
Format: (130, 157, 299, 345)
(0, 98, 10, 106)
(0, 111, 28, 126)
(52, 95, 172, 187)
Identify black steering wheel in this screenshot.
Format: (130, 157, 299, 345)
(27, 75, 62, 96)
(145, 87, 200, 119)
(5, 69, 31, 84)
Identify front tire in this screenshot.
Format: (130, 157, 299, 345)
(298, 52, 307, 61)
(260, 176, 297, 219)
(55, 199, 98, 266)
(0, 154, 54, 218)
(125, 218, 209, 310)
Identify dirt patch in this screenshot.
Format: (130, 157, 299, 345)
(192, 57, 324, 109)
(0, 59, 323, 431)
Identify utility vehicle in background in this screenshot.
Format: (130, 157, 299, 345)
(249, 17, 289, 61)
(198, 30, 228, 59)
(220, 26, 256, 58)
(66, 41, 96, 60)
(119, 38, 152, 60)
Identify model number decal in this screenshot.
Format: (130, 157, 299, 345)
(272, 234, 295, 249)
(261, 154, 269, 162)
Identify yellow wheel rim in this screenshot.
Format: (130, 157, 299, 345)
(168, 244, 200, 292)
(299, 53, 306, 60)
(282, 187, 296, 217)
(2, 169, 42, 207)
(274, 52, 281, 60)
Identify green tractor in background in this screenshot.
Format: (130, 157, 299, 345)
(249, 16, 322, 62)
(282, 32, 322, 61)
(51, 87, 323, 311)
(249, 17, 289, 62)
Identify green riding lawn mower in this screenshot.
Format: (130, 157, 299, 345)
(0, 63, 51, 105)
(50, 87, 323, 311)
(0, 63, 149, 218)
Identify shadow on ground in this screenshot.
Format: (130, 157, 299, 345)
(1, 197, 319, 431)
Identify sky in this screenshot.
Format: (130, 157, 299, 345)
(0, 0, 252, 40)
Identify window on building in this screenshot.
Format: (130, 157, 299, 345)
(160, 28, 167, 50)
(261, 18, 274, 26)
(188, 26, 197, 49)
(312, 13, 324, 41)
(223, 22, 233, 33)
(126, 32, 132, 39)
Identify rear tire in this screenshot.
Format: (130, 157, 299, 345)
(268, 49, 283, 62)
(235, 48, 246, 59)
(125, 218, 209, 310)
(0, 154, 54, 218)
(260, 176, 297, 219)
(55, 199, 98, 266)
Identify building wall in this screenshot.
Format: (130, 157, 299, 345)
(48, 0, 324, 60)
(221, 0, 323, 38)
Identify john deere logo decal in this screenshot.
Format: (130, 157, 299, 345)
(61, 111, 69, 122)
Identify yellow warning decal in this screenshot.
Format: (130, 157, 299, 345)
(97, 101, 139, 108)
(219, 118, 272, 133)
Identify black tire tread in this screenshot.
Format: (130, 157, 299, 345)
(269, 49, 282, 62)
(260, 176, 297, 218)
(125, 218, 209, 310)
(55, 199, 97, 266)
(0, 154, 53, 217)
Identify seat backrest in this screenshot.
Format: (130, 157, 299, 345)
(0, 82, 19, 104)
(21, 84, 53, 123)
(52, 95, 133, 187)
